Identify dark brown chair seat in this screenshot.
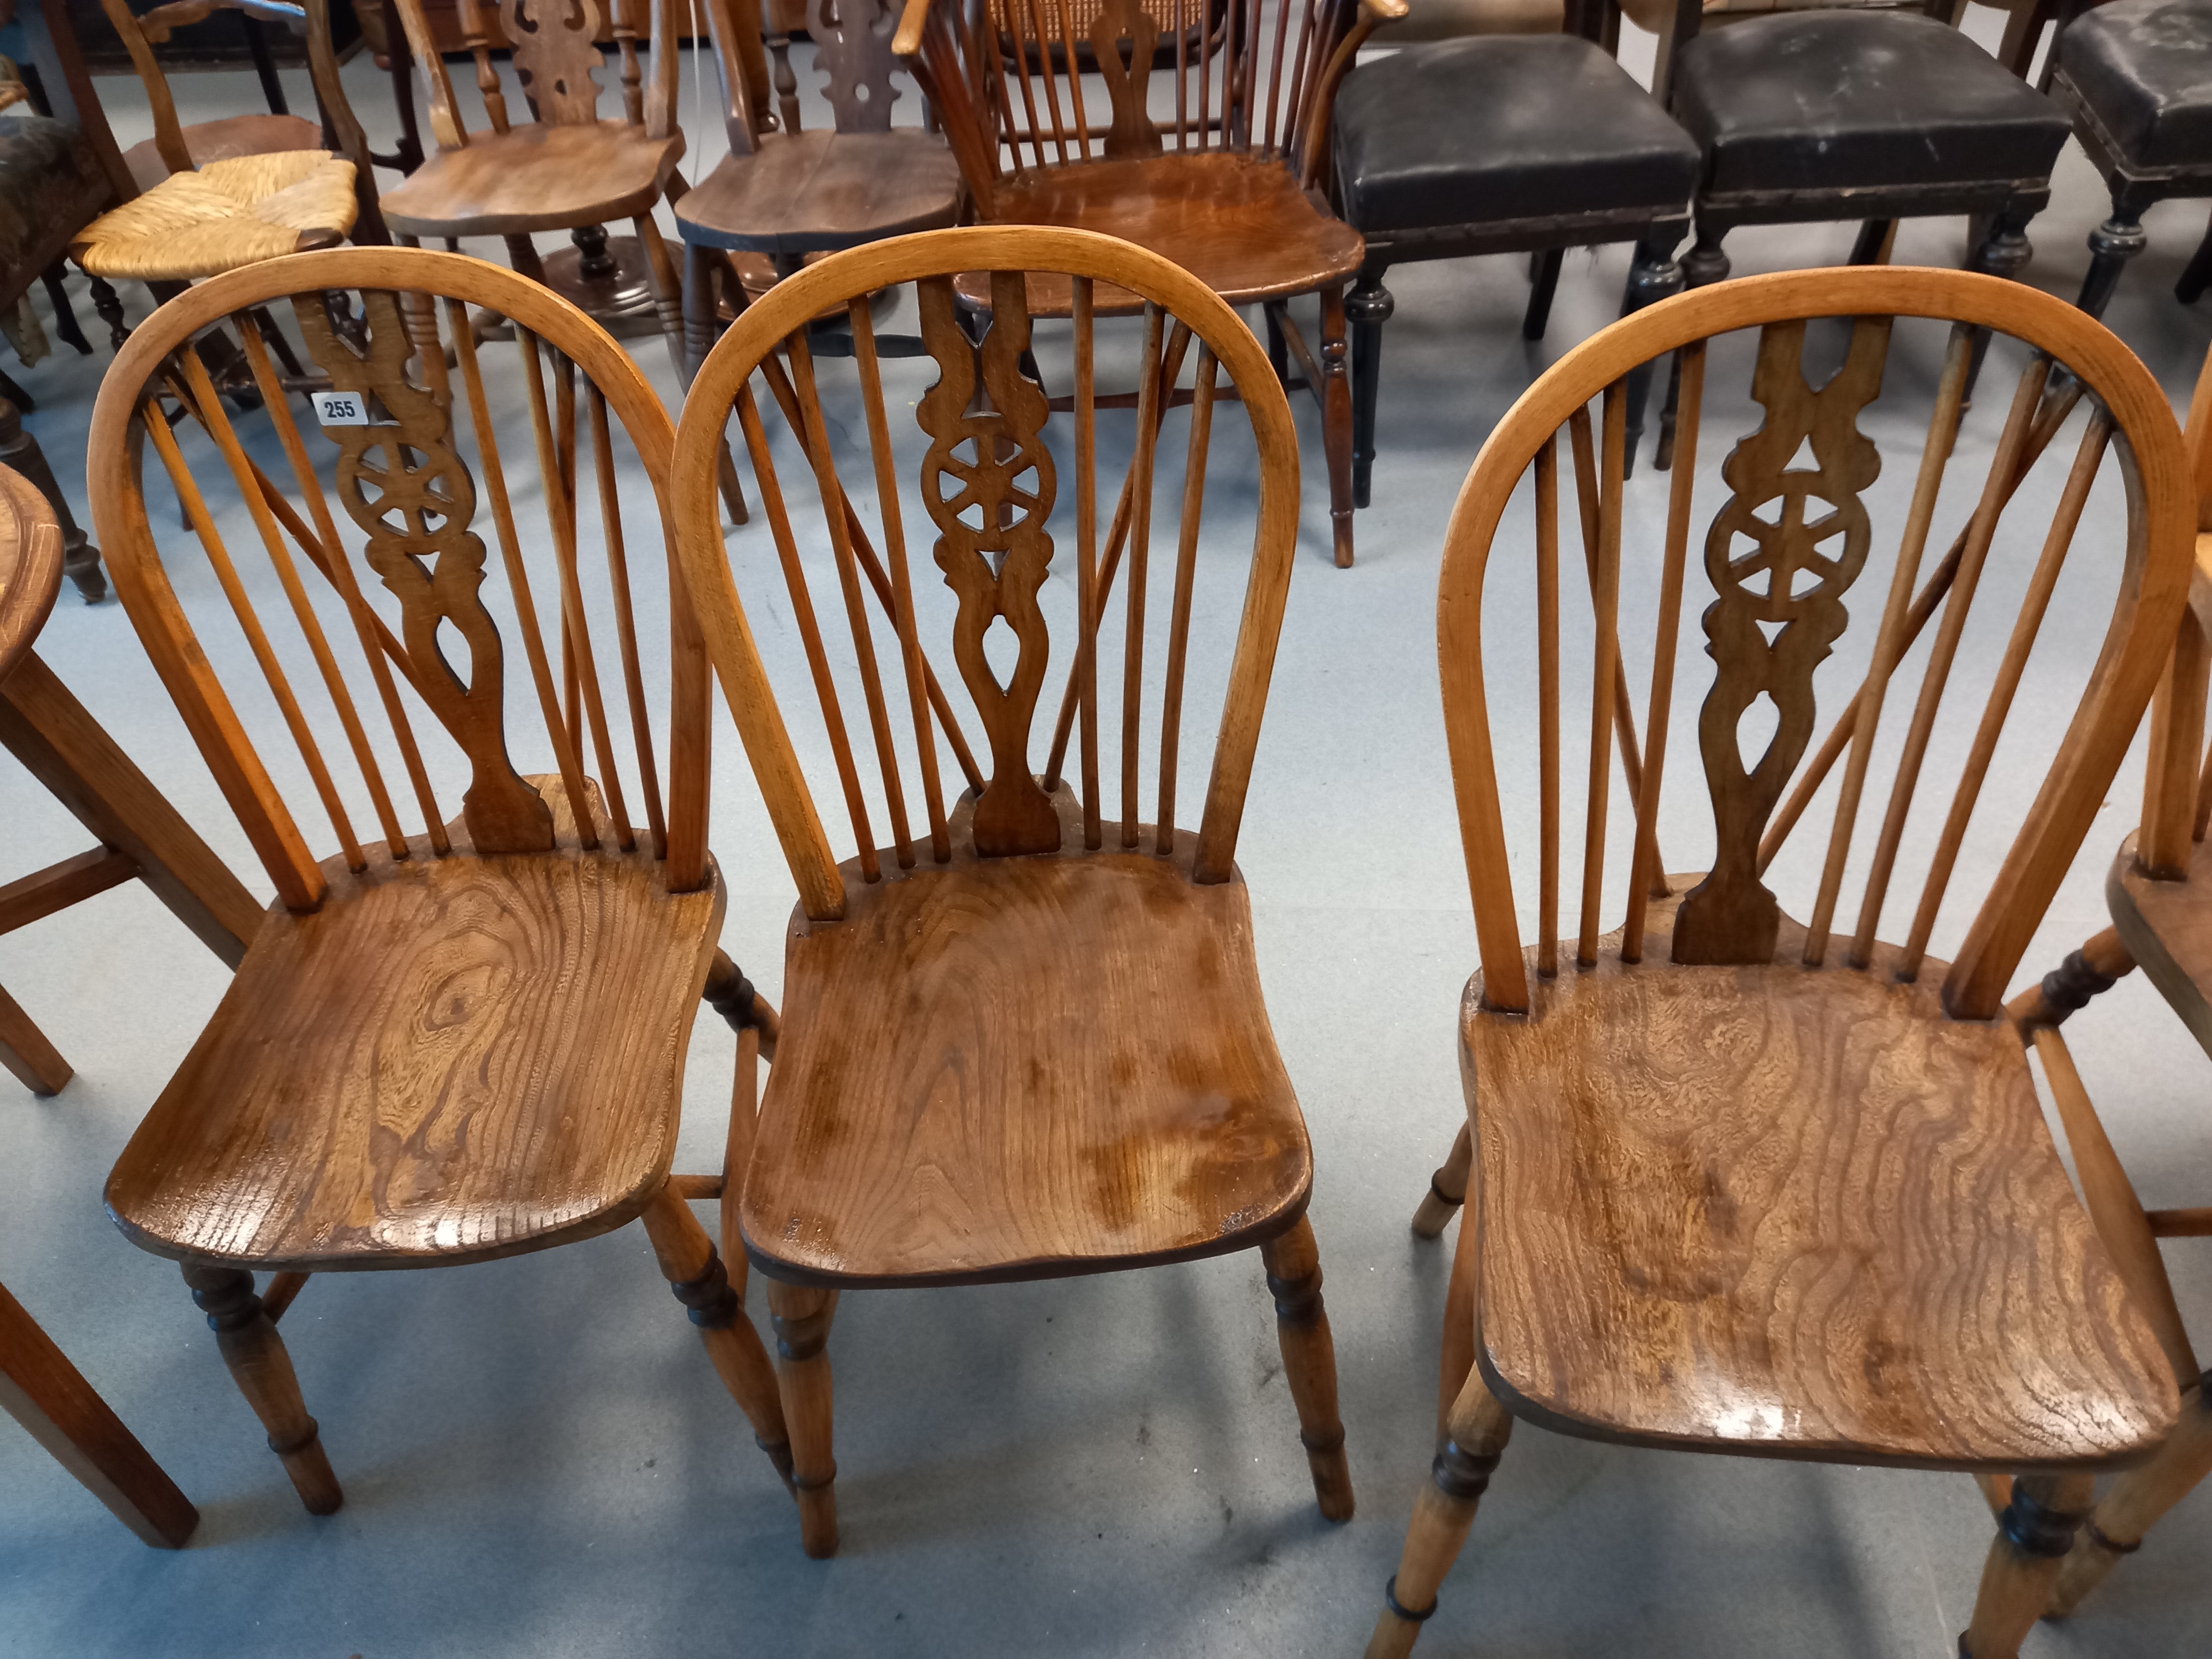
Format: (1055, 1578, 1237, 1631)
(2058, 0, 2212, 170)
(121, 111, 322, 193)
(673, 128, 961, 254)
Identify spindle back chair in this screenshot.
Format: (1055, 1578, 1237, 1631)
(380, 0, 693, 375)
(83, 247, 792, 1521)
(669, 225, 1346, 1558)
(895, 0, 1397, 567)
(1368, 265, 2194, 1659)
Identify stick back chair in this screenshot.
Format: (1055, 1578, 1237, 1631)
(83, 246, 791, 1519)
(1368, 266, 2194, 1659)
(669, 223, 1349, 1557)
(894, 0, 1401, 569)
(1997, 338, 2212, 1621)
(380, 0, 692, 378)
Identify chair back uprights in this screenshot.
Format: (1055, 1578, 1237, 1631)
(84, 247, 709, 910)
(1436, 267, 2194, 1024)
(669, 226, 1299, 922)
(392, 0, 684, 149)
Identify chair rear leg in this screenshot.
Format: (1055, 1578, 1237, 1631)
(1959, 1471, 2095, 1658)
(1522, 247, 1564, 342)
(1365, 1360, 1515, 1659)
(766, 1279, 839, 1557)
(2177, 205, 2212, 304)
(1656, 224, 1728, 471)
(1963, 198, 2038, 397)
(2076, 201, 2148, 320)
(180, 1263, 342, 1514)
(1319, 284, 1355, 568)
(1347, 268, 1393, 511)
(1260, 1215, 1353, 1521)
(2048, 1377, 2212, 1618)
(1618, 231, 1685, 475)
(640, 1184, 794, 1491)
(1410, 1121, 1470, 1238)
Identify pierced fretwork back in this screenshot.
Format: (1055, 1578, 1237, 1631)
(391, 0, 682, 150)
(895, 0, 1385, 211)
(1438, 268, 2194, 1025)
(705, 0, 922, 152)
(86, 248, 707, 912)
(669, 226, 1298, 922)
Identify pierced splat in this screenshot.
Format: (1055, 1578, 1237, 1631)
(1092, 0, 1163, 159)
(291, 289, 554, 853)
(915, 272, 1061, 857)
(810, 0, 901, 133)
(1673, 317, 1889, 965)
(502, 0, 607, 126)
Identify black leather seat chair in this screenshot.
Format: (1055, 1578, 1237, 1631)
(2046, 0, 2212, 314)
(1331, 1, 1699, 501)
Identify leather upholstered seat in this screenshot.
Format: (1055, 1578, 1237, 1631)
(1332, 35, 1699, 234)
(2058, 0, 2212, 169)
(1671, 11, 2070, 200)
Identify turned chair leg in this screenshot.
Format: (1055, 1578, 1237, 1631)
(2176, 204, 2212, 304)
(2075, 201, 2148, 321)
(1259, 1214, 1353, 1521)
(1522, 246, 1564, 342)
(639, 1184, 794, 1491)
(1264, 300, 1290, 385)
(40, 263, 90, 356)
(1365, 1360, 1515, 1659)
(1318, 283, 1355, 568)
(1963, 197, 2038, 398)
(1347, 267, 1392, 512)
(1656, 223, 1728, 471)
(2047, 1375, 2212, 1619)
(1436, 1208, 1477, 1448)
(1411, 1121, 1472, 1238)
(179, 1263, 342, 1515)
(1959, 1470, 2095, 1658)
(765, 1278, 839, 1557)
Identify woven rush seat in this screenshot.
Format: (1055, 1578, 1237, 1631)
(71, 151, 358, 281)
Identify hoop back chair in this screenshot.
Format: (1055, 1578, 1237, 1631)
(1999, 338, 2212, 1620)
(669, 223, 1348, 1557)
(894, 0, 1402, 569)
(1367, 267, 2193, 1659)
(84, 247, 791, 1517)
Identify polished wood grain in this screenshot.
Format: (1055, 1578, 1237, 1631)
(378, 121, 682, 236)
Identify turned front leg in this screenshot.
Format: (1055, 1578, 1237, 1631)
(1960, 1471, 2096, 1657)
(180, 1263, 341, 1515)
(2049, 1375, 2212, 1618)
(1366, 1364, 1514, 1659)
(1411, 1122, 1471, 1239)
(765, 1279, 839, 1557)
(1260, 1215, 1353, 1521)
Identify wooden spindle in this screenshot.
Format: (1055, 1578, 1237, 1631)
(1900, 413, 2112, 980)
(1075, 275, 1102, 848)
(1621, 341, 1705, 963)
(1174, 0, 1188, 150)
(1577, 383, 1625, 968)
(848, 298, 949, 863)
(1197, 0, 1213, 150)
(614, 0, 646, 124)
(1121, 304, 1167, 848)
(732, 375, 881, 880)
(1800, 326, 1972, 968)
(554, 358, 587, 766)
(1535, 437, 1560, 979)
(1057, 0, 1091, 158)
(1004, 0, 1048, 170)
(1262, 0, 1291, 152)
(1026, 0, 1072, 162)
(1157, 347, 1219, 853)
(453, 0, 510, 131)
(1280, 0, 1318, 164)
(1849, 356, 2049, 967)
(1566, 406, 1655, 831)
(551, 388, 640, 853)
(588, 388, 669, 858)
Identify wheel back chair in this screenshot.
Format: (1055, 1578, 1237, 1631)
(1369, 266, 2195, 1659)
(1996, 338, 2212, 1621)
(894, 0, 1405, 569)
(669, 223, 1349, 1557)
(82, 247, 792, 1517)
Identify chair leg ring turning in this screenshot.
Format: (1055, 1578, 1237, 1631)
(1384, 1575, 1438, 1623)
(1999, 1484, 2092, 1558)
(2083, 1519, 2141, 1557)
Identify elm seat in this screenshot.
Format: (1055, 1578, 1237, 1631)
(2058, 0, 2212, 170)
(1671, 11, 2071, 200)
(378, 122, 685, 238)
(673, 130, 962, 254)
(1332, 35, 1700, 234)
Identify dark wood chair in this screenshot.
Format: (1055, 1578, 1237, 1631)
(895, 0, 1403, 568)
(1995, 341, 2212, 1622)
(81, 247, 791, 1518)
(1328, 0, 1700, 501)
(669, 223, 1352, 1557)
(1369, 266, 2193, 1659)
(2044, 0, 2212, 316)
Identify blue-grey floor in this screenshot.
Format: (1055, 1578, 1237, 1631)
(4, 14, 2211, 1657)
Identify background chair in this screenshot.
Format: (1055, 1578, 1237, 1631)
(896, 0, 1402, 568)
(670, 223, 1350, 1558)
(1367, 267, 2193, 1659)
(84, 246, 790, 1519)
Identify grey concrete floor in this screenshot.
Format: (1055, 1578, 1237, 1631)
(4, 13, 2212, 1657)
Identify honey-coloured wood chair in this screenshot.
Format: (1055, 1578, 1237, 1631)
(669, 223, 1349, 1557)
(1368, 267, 2194, 1659)
(83, 247, 791, 1518)
(1995, 340, 2212, 1621)
(895, 0, 1402, 568)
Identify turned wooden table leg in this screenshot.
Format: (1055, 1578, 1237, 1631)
(1366, 1361, 1515, 1659)
(0, 1280, 197, 1546)
(766, 1278, 839, 1557)
(639, 1183, 793, 1491)
(180, 1264, 341, 1515)
(2048, 1376, 2212, 1618)
(1411, 1121, 1471, 1238)
(1260, 1214, 1353, 1521)
(1959, 1470, 2095, 1657)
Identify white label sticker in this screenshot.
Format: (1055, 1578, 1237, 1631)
(312, 391, 392, 426)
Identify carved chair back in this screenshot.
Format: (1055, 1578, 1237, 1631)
(669, 225, 1297, 921)
(390, 0, 682, 151)
(895, 0, 1384, 213)
(705, 0, 925, 150)
(1439, 267, 2193, 1025)
(84, 248, 709, 911)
